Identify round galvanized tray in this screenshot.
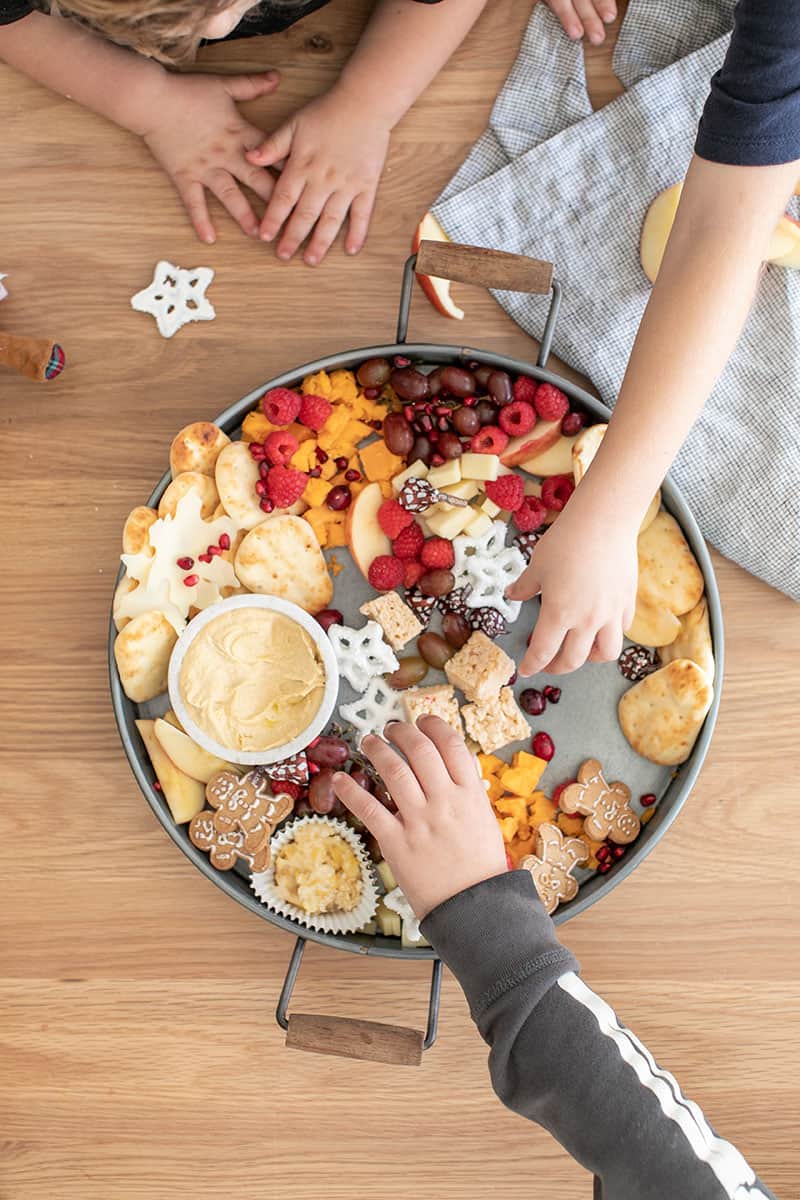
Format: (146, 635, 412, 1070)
(109, 245, 723, 1061)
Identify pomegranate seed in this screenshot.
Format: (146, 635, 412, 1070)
(364, 386, 380, 399)
(412, 420, 424, 435)
(596, 845, 611, 862)
(531, 731, 554, 761)
(259, 462, 271, 478)
(198, 552, 212, 563)
(183, 574, 199, 587)
(463, 395, 478, 406)
(420, 414, 433, 432)
(393, 355, 411, 368)
(428, 430, 440, 443)
(218, 533, 230, 551)
(507, 671, 517, 685)
(207, 544, 222, 557)
(437, 416, 450, 432)
(431, 453, 445, 467)
(153, 781, 162, 792)
(255, 480, 267, 496)
(344, 469, 361, 482)
(640, 793, 656, 807)
(335, 456, 348, 470)
(543, 685, 561, 703)
(315, 447, 329, 464)
(370, 419, 383, 430)
(176, 556, 194, 571)
(435, 405, 451, 417)
(308, 761, 321, 775)
(260, 498, 274, 513)
(612, 846, 626, 859)
(403, 406, 415, 422)
(249, 443, 265, 460)
(309, 466, 322, 478)
(598, 862, 612, 874)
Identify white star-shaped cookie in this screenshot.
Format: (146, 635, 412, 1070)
(131, 260, 215, 339)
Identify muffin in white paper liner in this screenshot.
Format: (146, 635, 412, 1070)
(250, 815, 378, 935)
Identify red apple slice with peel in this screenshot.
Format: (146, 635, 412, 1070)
(519, 432, 580, 477)
(412, 212, 465, 320)
(500, 419, 562, 467)
(345, 480, 391, 580)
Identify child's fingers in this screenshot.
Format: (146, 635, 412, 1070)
(258, 166, 305, 241)
(384, 721, 453, 799)
(588, 620, 623, 664)
(304, 192, 350, 265)
(332, 771, 398, 845)
(506, 561, 540, 602)
(360, 733, 426, 816)
(415, 716, 481, 788)
(177, 179, 216, 245)
(275, 184, 330, 261)
(246, 124, 294, 168)
(208, 169, 259, 238)
(546, 0, 583, 39)
(235, 161, 276, 207)
(519, 604, 567, 677)
(344, 190, 376, 256)
(223, 70, 281, 103)
(543, 624, 596, 675)
(574, 0, 606, 43)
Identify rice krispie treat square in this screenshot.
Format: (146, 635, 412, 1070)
(444, 630, 515, 703)
(402, 684, 464, 736)
(461, 687, 530, 754)
(359, 590, 423, 650)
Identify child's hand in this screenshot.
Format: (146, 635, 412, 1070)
(508, 505, 638, 676)
(246, 86, 390, 264)
(332, 718, 507, 920)
(544, 0, 616, 44)
(142, 71, 281, 244)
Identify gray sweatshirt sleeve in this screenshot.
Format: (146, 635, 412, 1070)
(421, 871, 776, 1200)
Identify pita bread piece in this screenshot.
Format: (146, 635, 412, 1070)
(637, 511, 704, 616)
(234, 515, 333, 612)
(658, 596, 715, 683)
(122, 506, 157, 555)
(625, 597, 681, 648)
(215, 440, 269, 531)
(618, 658, 713, 766)
(114, 609, 178, 702)
(170, 422, 230, 478)
(158, 471, 220, 520)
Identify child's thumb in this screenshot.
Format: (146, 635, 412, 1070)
(506, 570, 538, 601)
(224, 70, 280, 102)
(246, 125, 293, 167)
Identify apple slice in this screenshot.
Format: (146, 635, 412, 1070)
(520, 433, 580, 477)
(640, 489, 661, 533)
(136, 719, 206, 823)
(412, 212, 465, 320)
(154, 717, 234, 784)
(640, 182, 683, 283)
(769, 214, 800, 267)
(572, 423, 608, 483)
(500, 419, 562, 468)
(162, 709, 185, 732)
(345, 480, 391, 580)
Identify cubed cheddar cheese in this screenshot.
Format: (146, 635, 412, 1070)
(302, 371, 335, 399)
(507, 834, 536, 864)
(499, 756, 548, 797)
(557, 811, 584, 837)
(291, 441, 320, 473)
(479, 753, 505, 777)
(359, 440, 405, 482)
(241, 411, 276, 443)
(303, 477, 332, 507)
(528, 791, 557, 827)
(497, 816, 519, 843)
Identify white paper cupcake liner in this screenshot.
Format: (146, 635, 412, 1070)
(250, 815, 378, 935)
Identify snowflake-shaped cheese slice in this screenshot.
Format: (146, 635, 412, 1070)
(328, 620, 399, 692)
(339, 678, 404, 745)
(131, 260, 215, 339)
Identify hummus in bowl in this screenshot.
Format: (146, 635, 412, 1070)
(168, 595, 339, 765)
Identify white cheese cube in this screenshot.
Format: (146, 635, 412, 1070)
(442, 479, 480, 501)
(481, 497, 501, 518)
(460, 452, 500, 482)
(392, 458, 429, 493)
(424, 505, 475, 539)
(464, 510, 493, 537)
(426, 460, 462, 489)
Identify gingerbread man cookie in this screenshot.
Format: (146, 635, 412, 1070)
(189, 811, 270, 872)
(206, 769, 294, 853)
(560, 759, 641, 844)
(521, 822, 588, 915)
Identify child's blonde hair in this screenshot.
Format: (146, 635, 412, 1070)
(48, 0, 244, 63)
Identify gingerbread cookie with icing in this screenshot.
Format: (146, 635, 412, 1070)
(189, 811, 270, 872)
(521, 822, 588, 915)
(206, 769, 294, 853)
(560, 759, 641, 844)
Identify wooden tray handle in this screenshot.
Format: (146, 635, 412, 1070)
(286, 1012, 423, 1066)
(415, 240, 554, 295)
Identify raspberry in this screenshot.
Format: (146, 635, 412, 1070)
(275, 780, 303, 802)
(541, 473, 575, 511)
(512, 494, 548, 532)
(266, 465, 308, 508)
(512, 375, 538, 405)
(533, 382, 569, 422)
(420, 537, 455, 570)
(261, 386, 302, 426)
(392, 522, 425, 560)
(263, 429, 299, 466)
(485, 474, 525, 512)
(403, 560, 425, 589)
(470, 425, 509, 455)
(368, 555, 404, 591)
(378, 498, 414, 540)
(499, 400, 536, 437)
(298, 393, 333, 431)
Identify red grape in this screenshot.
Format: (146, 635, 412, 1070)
(440, 365, 476, 398)
(357, 357, 391, 387)
(383, 412, 415, 456)
(391, 366, 430, 402)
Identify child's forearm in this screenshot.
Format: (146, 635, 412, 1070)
(0, 10, 169, 135)
(570, 154, 800, 531)
(334, 0, 488, 127)
(422, 872, 776, 1200)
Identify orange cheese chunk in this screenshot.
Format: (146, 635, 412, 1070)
(303, 477, 332, 507)
(360, 440, 405, 482)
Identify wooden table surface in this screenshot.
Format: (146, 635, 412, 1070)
(2, 2, 798, 1196)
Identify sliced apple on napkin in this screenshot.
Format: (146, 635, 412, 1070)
(412, 212, 465, 320)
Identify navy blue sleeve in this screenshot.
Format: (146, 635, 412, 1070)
(696, 0, 800, 166)
(0, 0, 33, 24)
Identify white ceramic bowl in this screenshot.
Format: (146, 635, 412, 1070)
(167, 594, 339, 767)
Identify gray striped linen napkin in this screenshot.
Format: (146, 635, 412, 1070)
(433, 0, 800, 600)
